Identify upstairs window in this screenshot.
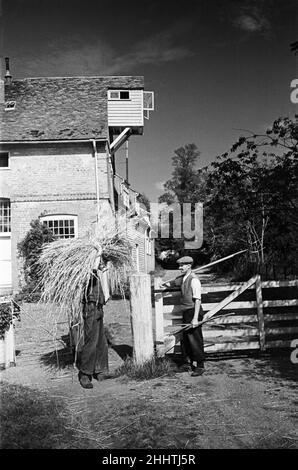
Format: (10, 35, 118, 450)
(0, 152, 9, 168)
(0, 199, 11, 234)
(41, 215, 78, 239)
(108, 90, 130, 100)
(5, 101, 16, 111)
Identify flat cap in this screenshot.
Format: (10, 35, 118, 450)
(177, 256, 193, 264)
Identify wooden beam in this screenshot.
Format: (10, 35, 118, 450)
(154, 277, 165, 357)
(263, 299, 298, 307)
(130, 273, 154, 364)
(170, 341, 260, 353)
(255, 275, 266, 351)
(162, 299, 298, 315)
(261, 280, 298, 288)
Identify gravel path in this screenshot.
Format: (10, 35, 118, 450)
(1, 287, 297, 449)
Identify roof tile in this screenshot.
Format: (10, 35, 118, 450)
(0, 76, 144, 141)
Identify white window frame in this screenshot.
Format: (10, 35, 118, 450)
(108, 90, 131, 100)
(40, 214, 78, 239)
(0, 152, 10, 170)
(143, 91, 154, 111)
(0, 199, 11, 236)
(5, 101, 16, 111)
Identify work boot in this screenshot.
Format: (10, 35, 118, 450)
(78, 372, 93, 389)
(191, 367, 205, 377)
(178, 362, 192, 372)
(93, 371, 110, 381)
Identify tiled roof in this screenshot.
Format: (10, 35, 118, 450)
(0, 76, 144, 141)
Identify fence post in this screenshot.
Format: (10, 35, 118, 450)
(4, 323, 16, 367)
(255, 274, 266, 351)
(130, 273, 154, 364)
(154, 277, 165, 357)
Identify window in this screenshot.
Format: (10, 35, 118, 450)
(120, 91, 130, 100)
(108, 90, 130, 100)
(143, 91, 154, 111)
(0, 153, 9, 168)
(0, 199, 11, 234)
(5, 101, 16, 111)
(41, 215, 78, 239)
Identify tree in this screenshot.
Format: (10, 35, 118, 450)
(156, 143, 209, 263)
(205, 116, 298, 278)
(18, 218, 54, 301)
(159, 143, 207, 204)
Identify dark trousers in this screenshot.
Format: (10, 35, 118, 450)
(77, 302, 108, 376)
(181, 307, 205, 368)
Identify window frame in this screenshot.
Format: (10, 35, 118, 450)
(4, 101, 16, 111)
(0, 152, 10, 170)
(0, 199, 11, 236)
(108, 90, 131, 101)
(40, 214, 78, 239)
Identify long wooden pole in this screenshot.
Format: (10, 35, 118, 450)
(160, 249, 247, 287)
(130, 273, 154, 364)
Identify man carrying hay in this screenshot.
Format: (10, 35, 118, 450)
(38, 224, 133, 388)
(77, 259, 109, 389)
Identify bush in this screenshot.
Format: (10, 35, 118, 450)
(17, 218, 54, 301)
(0, 300, 20, 339)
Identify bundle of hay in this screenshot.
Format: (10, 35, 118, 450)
(37, 210, 144, 323)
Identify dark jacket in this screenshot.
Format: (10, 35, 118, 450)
(83, 270, 105, 306)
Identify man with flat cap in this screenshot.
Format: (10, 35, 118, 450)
(174, 256, 205, 376)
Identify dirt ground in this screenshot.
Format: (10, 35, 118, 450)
(0, 288, 297, 449)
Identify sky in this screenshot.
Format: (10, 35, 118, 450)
(0, 0, 297, 201)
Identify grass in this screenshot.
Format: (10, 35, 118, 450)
(0, 382, 96, 449)
(113, 356, 174, 381)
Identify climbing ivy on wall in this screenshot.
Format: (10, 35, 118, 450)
(17, 218, 54, 302)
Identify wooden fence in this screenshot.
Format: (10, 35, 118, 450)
(153, 276, 298, 355)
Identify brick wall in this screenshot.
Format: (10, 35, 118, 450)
(0, 142, 109, 200)
(0, 141, 115, 291)
(11, 198, 113, 291)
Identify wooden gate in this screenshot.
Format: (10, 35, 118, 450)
(153, 276, 298, 356)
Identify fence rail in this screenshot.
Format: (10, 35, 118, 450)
(153, 276, 298, 355)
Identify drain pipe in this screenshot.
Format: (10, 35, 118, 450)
(91, 139, 101, 232)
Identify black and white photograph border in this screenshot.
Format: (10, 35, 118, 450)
(0, 0, 297, 456)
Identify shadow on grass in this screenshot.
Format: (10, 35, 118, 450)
(111, 344, 133, 360)
(39, 334, 74, 370)
(0, 382, 97, 449)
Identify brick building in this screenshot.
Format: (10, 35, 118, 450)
(0, 59, 154, 293)
(114, 173, 155, 274)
